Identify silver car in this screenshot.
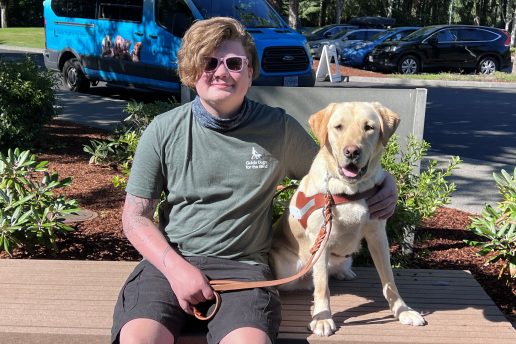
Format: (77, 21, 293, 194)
(310, 28, 385, 59)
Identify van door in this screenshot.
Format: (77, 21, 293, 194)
(142, 0, 194, 89)
(95, 0, 148, 85)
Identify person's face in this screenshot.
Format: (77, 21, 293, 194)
(195, 39, 253, 118)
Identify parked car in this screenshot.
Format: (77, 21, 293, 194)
(368, 24, 512, 74)
(303, 24, 358, 42)
(340, 27, 420, 68)
(309, 28, 384, 59)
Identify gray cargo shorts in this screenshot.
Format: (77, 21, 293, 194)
(111, 256, 282, 344)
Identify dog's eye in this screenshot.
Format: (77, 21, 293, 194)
(364, 124, 375, 131)
(334, 124, 343, 131)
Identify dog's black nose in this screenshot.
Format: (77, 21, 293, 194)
(344, 145, 360, 159)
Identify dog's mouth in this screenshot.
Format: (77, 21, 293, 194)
(338, 162, 368, 181)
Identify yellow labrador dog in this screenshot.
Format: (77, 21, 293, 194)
(270, 102, 426, 336)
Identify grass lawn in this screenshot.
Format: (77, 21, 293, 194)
(0, 27, 44, 49)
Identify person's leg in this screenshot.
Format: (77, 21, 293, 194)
(201, 257, 282, 344)
(120, 318, 175, 344)
(220, 327, 272, 344)
(111, 260, 187, 343)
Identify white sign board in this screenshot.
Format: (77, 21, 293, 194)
(315, 44, 341, 83)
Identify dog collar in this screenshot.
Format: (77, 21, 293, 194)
(290, 185, 380, 229)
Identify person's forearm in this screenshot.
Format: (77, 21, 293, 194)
(122, 194, 184, 276)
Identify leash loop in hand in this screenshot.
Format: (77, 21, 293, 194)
(192, 291, 221, 321)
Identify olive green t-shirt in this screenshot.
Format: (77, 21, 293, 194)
(126, 99, 318, 264)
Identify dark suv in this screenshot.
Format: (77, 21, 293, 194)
(368, 25, 512, 74)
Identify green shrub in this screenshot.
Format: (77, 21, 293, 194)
(0, 57, 59, 150)
(383, 135, 461, 257)
(0, 148, 79, 255)
(465, 168, 516, 281)
(84, 98, 179, 188)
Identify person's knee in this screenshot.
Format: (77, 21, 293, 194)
(119, 318, 175, 344)
(220, 327, 272, 344)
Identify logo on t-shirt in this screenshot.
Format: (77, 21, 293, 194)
(246, 147, 268, 170)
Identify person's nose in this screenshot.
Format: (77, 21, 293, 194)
(213, 59, 230, 76)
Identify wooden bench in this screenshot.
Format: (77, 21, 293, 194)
(1, 259, 515, 343)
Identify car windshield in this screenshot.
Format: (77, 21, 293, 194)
(191, 0, 286, 28)
(370, 30, 393, 41)
(332, 29, 356, 39)
(310, 25, 336, 35)
(401, 26, 439, 42)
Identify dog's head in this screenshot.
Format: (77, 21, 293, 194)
(309, 102, 400, 183)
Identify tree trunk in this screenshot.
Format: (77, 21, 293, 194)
(288, 0, 299, 31)
(0, 1, 7, 28)
(386, 0, 394, 17)
(335, 0, 344, 24)
(319, 0, 326, 27)
(512, 7, 516, 47)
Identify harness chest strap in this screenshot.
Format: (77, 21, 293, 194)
(290, 185, 380, 229)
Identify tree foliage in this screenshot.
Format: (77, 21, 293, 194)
(279, 0, 516, 36)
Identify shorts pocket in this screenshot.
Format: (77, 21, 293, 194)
(121, 266, 143, 312)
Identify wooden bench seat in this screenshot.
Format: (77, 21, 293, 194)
(1, 259, 515, 343)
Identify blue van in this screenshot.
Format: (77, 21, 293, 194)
(43, 0, 315, 92)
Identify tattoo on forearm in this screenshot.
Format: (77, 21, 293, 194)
(123, 194, 158, 233)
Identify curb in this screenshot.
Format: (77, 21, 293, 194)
(0, 44, 44, 54)
(346, 75, 516, 89)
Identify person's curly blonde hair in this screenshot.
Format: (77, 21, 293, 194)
(178, 17, 259, 88)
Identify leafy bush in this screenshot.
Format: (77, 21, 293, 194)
(0, 148, 79, 255)
(382, 135, 461, 256)
(84, 99, 179, 188)
(272, 178, 299, 222)
(0, 57, 59, 150)
(465, 168, 516, 280)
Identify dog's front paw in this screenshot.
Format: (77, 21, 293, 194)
(333, 268, 356, 280)
(398, 308, 426, 326)
(309, 318, 336, 336)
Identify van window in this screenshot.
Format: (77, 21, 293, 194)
(156, 0, 194, 37)
(191, 0, 286, 28)
(98, 0, 143, 22)
(51, 0, 96, 19)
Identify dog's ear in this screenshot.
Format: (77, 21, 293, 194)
(309, 103, 335, 147)
(372, 102, 400, 146)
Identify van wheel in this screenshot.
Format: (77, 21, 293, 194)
(63, 59, 90, 92)
(477, 56, 498, 75)
(398, 55, 419, 74)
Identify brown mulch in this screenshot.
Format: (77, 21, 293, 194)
(0, 79, 514, 321)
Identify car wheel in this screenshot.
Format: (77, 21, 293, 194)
(398, 55, 419, 74)
(477, 56, 498, 75)
(63, 58, 90, 92)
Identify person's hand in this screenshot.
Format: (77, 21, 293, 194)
(165, 258, 215, 315)
(366, 172, 398, 220)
